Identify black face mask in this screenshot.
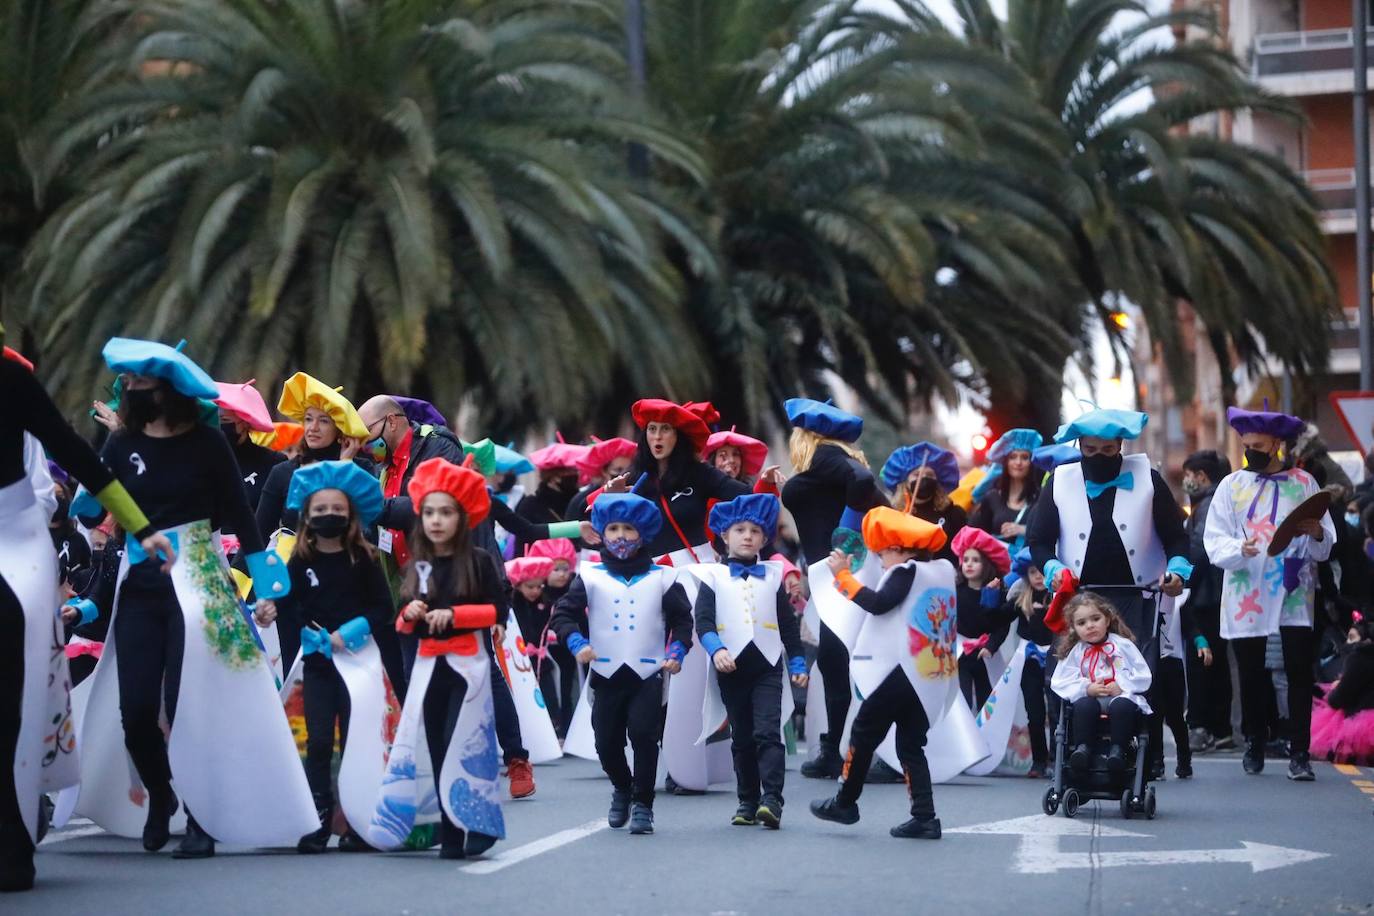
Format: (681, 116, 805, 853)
(307, 514, 349, 539)
(122, 388, 161, 426)
(220, 421, 244, 445)
(51, 497, 70, 526)
(1244, 448, 1275, 472)
(1080, 452, 1124, 483)
(914, 478, 936, 500)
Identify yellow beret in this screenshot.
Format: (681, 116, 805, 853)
(276, 372, 368, 440)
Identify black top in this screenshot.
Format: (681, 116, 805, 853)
(1027, 467, 1189, 588)
(67, 537, 124, 643)
(630, 461, 749, 558)
(102, 424, 265, 557)
(511, 591, 552, 646)
(513, 482, 573, 554)
(1012, 586, 1055, 646)
(400, 546, 507, 640)
(781, 444, 887, 565)
(489, 492, 561, 550)
(1184, 485, 1223, 609)
(955, 583, 1015, 651)
(549, 552, 695, 670)
(969, 488, 1037, 541)
(276, 550, 392, 635)
(230, 438, 287, 512)
(692, 559, 804, 662)
(255, 443, 376, 538)
(51, 526, 92, 587)
(846, 564, 917, 615)
(913, 503, 967, 565)
(1328, 643, 1374, 713)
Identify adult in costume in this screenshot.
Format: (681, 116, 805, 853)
(1203, 407, 1334, 780)
(969, 428, 1044, 552)
(779, 398, 887, 779)
(882, 441, 966, 564)
(1180, 450, 1234, 752)
(76, 338, 317, 859)
(0, 338, 172, 892)
(514, 440, 588, 554)
(213, 380, 285, 513)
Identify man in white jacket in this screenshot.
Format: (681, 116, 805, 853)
(1204, 406, 1334, 781)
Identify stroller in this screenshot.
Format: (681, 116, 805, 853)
(1040, 584, 1160, 820)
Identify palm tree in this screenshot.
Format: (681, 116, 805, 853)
(19, 0, 714, 423)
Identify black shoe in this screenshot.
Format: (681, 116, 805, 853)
(297, 796, 333, 854)
(1069, 744, 1091, 770)
(1106, 745, 1127, 772)
(142, 788, 179, 852)
(755, 796, 782, 830)
(628, 803, 654, 835)
(608, 789, 632, 829)
(664, 774, 703, 796)
(800, 744, 844, 780)
(1188, 727, 1215, 754)
(1175, 757, 1193, 779)
(1243, 739, 1265, 775)
(172, 815, 215, 859)
(889, 816, 941, 839)
(866, 759, 904, 784)
(337, 831, 374, 852)
(463, 832, 497, 857)
(0, 826, 35, 893)
(1147, 757, 1164, 780)
(809, 797, 859, 826)
(731, 802, 757, 826)
(1287, 752, 1315, 782)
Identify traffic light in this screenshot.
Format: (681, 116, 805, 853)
(971, 432, 990, 466)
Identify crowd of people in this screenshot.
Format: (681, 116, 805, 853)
(3, 328, 1374, 893)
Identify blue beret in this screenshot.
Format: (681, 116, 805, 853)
(1032, 443, 1081, 472)
(988, 428, 1044, 463)
(1054, 408, 1147, 444)
(1011, 546, 1034, 578)
(1225, 406, 1305, 440)
(708, 494, 780, 541)
(881, 442, 960, 491)
(102, 337, 218, 400)
(970, 463, 1002, 503)
(495, 442, 535, 475)
(784, 398, 863, 443)
(591, 493, 663, 543)
(286, 461, 385, 527)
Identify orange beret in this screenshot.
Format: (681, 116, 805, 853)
(861, 507, 948, 554)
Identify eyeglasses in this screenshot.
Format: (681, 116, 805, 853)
(366, 413, 402, 437)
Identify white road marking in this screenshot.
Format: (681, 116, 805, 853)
(40, 825, 105, 846)
(947, 814, 1150, 838)
(461, 818, 609, 875)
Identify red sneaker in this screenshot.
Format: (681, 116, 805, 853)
(508, 758, 536, 799)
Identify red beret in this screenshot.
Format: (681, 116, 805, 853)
(407, 457, 491, 528)
(631, 399, 711, 454)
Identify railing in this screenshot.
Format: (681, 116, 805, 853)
(1305, 167, 1358, 214)
(1253, 27, 1374, 76)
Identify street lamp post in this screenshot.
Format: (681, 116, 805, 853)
(1356, 0, 1373, 390)
(625, 0, 649, 178)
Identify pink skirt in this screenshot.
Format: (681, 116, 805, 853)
(1311, 690, 1374, 766)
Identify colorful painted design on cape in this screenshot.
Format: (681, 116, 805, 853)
(908, 587, 957, 679)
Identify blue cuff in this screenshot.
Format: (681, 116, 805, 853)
(300, 626, 332, 659)
(666, 641, 687, 663)
(337, 617, 371, 652)
(1003, 571, 1021, 591)
(127, 530, 179, 567)
(1166, 556, 1194, 581)
(980, 585, 1001, 608)
(1043, 559, 1067, 587)
(70, 487, 102, 520)
(1194, 635, 1209, 651)
(701, 631, 725, 656)
(246, 550, 291, 597)
(65, 597, 99, 626)
(838, 507, 865, 532)
(788, 656, 807, 677)
(566, 632, 589, 655)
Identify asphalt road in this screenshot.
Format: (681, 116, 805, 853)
(14, 748, 1374, 916)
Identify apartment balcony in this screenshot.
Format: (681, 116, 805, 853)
(1254, 28, 1374, 96)
(1305, 168, 1365, 233)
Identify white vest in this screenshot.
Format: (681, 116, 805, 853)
(1053, 453, 1166, 587)
(851, 559, 959, 714)
(580, 562, 675, 679)
(695, 562, 785, 664)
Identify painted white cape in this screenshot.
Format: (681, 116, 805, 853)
(278, 639, 395, 837)
(562, 671, 599, 761)
(658, 563, 733, 790)
(367, 648, 504, 850)
(500, 612, 562, 763)
(967, 637, 1034, 776)
(0, 479, 80, 844)
(72, 520, 317, 845)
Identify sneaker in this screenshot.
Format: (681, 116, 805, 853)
(1188, 727, 1215, 754)
(508, 758, 536, 799)
(889, 816, 942, 839)
(1107, 745, 1127, 772)
(1212, 734, 1236, 752)
(1175, 757, 1193, 779)
(608, 789, 631, 829)
(628, 803, 654, 835)
(463, 832, 498, 857)
(731, 803, 757, 827)
(1147, 758, 1165, 780)
(1069, 744, 1091, 770)
(866, 759, 904, 784)
(1287, 753, 1315, 782)
(1242, 738, 1265, 775)
(800, 744, 843, 780)
(755, 797, 782, 830)
(172, 815, 215, 860)
(809, 797, 859, 825)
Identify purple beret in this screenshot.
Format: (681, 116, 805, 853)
(1226, 406, 1305, 440)
(390, 396, 448, 429)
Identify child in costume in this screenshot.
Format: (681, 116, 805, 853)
(1006, 548, 1054, 776)
(705, 428, 770, 487)
(506, 555, 558, 726)
(255, 461, 391, 853)
(810, 507, 954, 840)
(694, 494, 807, 828)
(528, 539, 581, 737)
(1051, 593, 1153, 772)
(951, 526, 1013, 711)
(1311, 616, 1374, 765)
(550, 494, 692, 835)
(381, 457, 507, 859)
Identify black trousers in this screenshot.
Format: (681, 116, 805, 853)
(1185, 603, 1230, 739)
(1233, 627, 1315, 754)
(815, 623, 851, 748)
(373, 626, 408, 704)
(546, 642, 579, 737)
(1150, 656, 1189, 764)
(302, 659, 350, 799)
(836, 670, 935, 819)
(0, 576, 33, 874)
(486, 637, 528, 763)
(114, 569, 184, 806)
(591, 670, 662, 807)
(717, 647, 786, 806)
(958, 653, 992, 711)
(1070, 696, 1140, 748)
(1021, 657, 1049, 766)
(421, 660, 493, 848)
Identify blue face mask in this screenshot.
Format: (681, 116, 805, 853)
(604, 537, 640, 560)
(1347, 512, 1361, 530)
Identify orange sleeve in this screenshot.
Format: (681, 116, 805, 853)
(452, 604, 499, 629)
(835, 568, 864, 601)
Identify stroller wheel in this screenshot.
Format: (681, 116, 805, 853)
(1062, 789, 1080, 819)
(1041, 787, 1060, 816)
(1120, 789, 1134, 820)
(1144, 786, 1157, 820)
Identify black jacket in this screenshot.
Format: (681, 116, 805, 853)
(376, 423, 466, 535)
(1185, 485, 1223, 609)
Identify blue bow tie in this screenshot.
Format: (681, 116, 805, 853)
(729, 560, 768, 580)
(301, 627, 332, 660)
(1025, 643, 1048, 666)
(1084, 470, 1134, 500)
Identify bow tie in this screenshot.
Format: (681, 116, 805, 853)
(1084, 471, 1135, 500)
(729, 560, 768, 580)
(1025, 643, 1048, 666)
(301, 627, 333, 660)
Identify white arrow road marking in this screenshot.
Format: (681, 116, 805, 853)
(947, 815, 1151, 838)
(461, 818, 609, 875)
